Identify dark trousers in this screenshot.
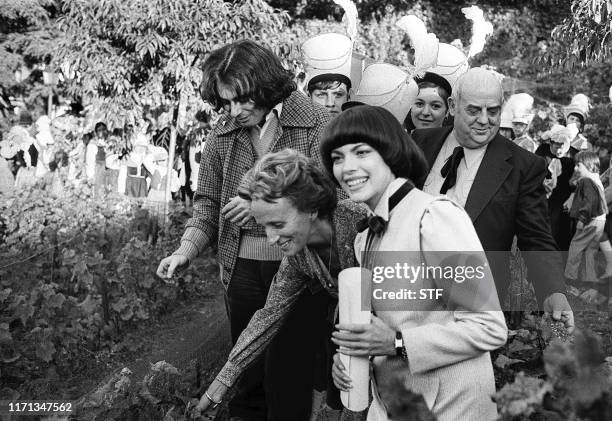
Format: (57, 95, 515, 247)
(225, 258, 331, 421)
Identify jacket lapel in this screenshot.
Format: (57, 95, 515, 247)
(464, 134, 513, 222)
(268, 120, 285, 152)
(279, 91, 316, 129)
(414, 127, 452, 188)
(418, 127, 453, 168)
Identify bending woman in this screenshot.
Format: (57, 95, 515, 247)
(323, 105, 507, 421)
(193, 149, 366, 420)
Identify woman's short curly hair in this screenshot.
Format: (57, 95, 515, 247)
(320, 105, 429, 186)
(240, 149, 337, 219)
(200, 40, 296, 111)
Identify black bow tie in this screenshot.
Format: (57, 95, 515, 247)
(357, 215, 387, 234)
(356, 180, 415, 234)
(440, 146, 464, 194)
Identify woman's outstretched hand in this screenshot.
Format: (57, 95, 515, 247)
(189, 380, 228, 419)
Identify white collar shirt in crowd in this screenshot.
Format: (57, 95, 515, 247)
(422, 130, 488, 207)
(258, 103, 283, 139)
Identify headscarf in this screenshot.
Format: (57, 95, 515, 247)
(540, 123, 579, 197)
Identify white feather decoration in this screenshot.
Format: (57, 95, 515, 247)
(462, 6, 493, 59)
(396, 15, 439, 78)
(396, 15, 428, 41)
(333, 0, 358, 41)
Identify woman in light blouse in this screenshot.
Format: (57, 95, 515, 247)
(322, 105, 507, 421)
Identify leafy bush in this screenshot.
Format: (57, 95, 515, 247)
(0, 182, 214, 397)
(495, 329, 611, 420)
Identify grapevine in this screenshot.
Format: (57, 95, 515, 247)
(0, 182, 211, 398)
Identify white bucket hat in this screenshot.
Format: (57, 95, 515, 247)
(350, 52, 372, 92)
(302, 33, 353, 90)
(563, 93, 590, 122)
(427, 43, 469, 90)
(148, 145, 168, 162)
(500, 102, 513, 129)
(347, 63, 418, 123)
(509, 93, 534, 125)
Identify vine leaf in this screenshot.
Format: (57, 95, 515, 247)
(494, 354, 524, 369)
(35, 340, 56, 362)
(0, 323, 12, 344)
(47, 292, 66, 309)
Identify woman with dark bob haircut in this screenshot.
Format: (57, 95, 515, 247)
(320, 105, 429, 188)
(199, 39, 296, 111)
(322, 105, 507, 421)
(192, 148, 367, 420)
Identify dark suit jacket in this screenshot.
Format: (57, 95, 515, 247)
(412, 127, 566, 304)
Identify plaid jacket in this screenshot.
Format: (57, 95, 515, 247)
(174, 91, 332, 288)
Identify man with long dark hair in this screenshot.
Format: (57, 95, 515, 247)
(157, 40, 331, 420)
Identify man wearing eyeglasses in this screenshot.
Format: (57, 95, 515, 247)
(157, 40, 331, 420)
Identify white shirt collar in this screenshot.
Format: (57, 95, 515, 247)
(266, 102, 283, 122)
(445, 130, 488, 170)
(253, 102, 283, 141)
(372, 177, 408, 221)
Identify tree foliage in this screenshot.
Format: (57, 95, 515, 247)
(541, 0, 612, 70)
(54, 0, 290, 130)
(0, 0, 60, 110)
(282, 1, 612, 146)
(269, 0, 568, 21)
(0, 0, 609, 141)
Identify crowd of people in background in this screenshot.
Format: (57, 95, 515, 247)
(0, 107, 211, 222)
(2, 4, 610, 419)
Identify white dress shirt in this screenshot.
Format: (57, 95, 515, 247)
(422, 131, 488, 207)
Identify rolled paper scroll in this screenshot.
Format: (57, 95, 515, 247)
(338, 267, 371, 411)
